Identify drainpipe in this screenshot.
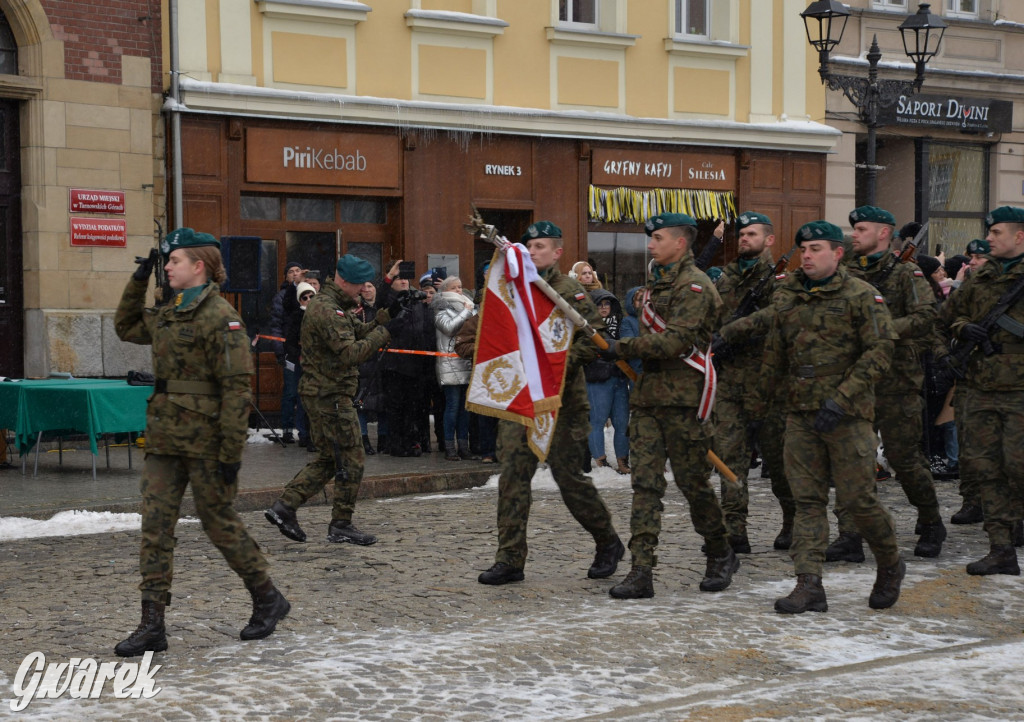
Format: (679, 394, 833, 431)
(168, 0, 183, 229)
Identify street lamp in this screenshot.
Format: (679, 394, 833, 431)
(801, 2, 947, 205)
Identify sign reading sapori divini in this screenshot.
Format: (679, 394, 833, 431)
(592, 148, 734, 191)
(246, 127, 402, 188)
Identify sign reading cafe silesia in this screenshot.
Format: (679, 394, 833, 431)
(880, 94, 1012, 133)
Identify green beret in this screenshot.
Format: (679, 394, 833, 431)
(521, 221, 562, 242)
(985, 206, 1024, 229)
(736, 211, 772, 231)
(849, 206, 896, 226)
(795, 221, 844, 246)
(335, 254, 375, 284)
(707, 266, 723, 282)
(965, 238, 990, 255)
(160, 227, 220, 256)
(644, 213, 697, 236)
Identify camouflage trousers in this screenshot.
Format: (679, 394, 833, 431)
(712, 395, 794, 536)
(627, 406, 730, 566)
(139, 454, 269, 605)
(494, 417, 617, 569)
(835, 393, 941, 532)
(280, 393, 364, 523)
(960, 388, 1024, 546)
(953, 386, 980, 505)
(785, 412, 899, 577)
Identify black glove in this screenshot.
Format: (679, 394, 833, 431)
(711, 333, 733, 364)
(387, 290, 410, 317)
(960, 322, 989, 344)
(132, 248, 159, 282)
(219, 461, 241, 485)
(596, 339, 619, 361)
(813, 399, 845, 433)
(385, 306, 409, 333)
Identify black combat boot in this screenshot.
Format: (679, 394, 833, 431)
(868, 557, 906, 609)
(588, 537, 625, 579)
(699, 548, 739, 592)
(914, 521, 947, 558)
(362, 434, 376, 456)
(729, 532, 752, 554)
(240, 579, 291, 640)
(281, 430, 295, 444)
(951, 502, 983, 525)
(609, 565, 654, 599)
(478, 562, 525, 585)
(825, 531, 865, 563)
(115, 600, 168, 657)
(774, 574, 828, 614)
(377, 434, 389, 454)
(773, 519, 794, 550)
(966, 545, 1020, 576)
(327, 519, 377, 546)
(265, 500, 307, 542)
(1014, 520, 1024, 548)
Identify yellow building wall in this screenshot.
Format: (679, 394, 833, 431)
(624, 1, 668, 118)
(492, 0, 550, 109)
(557, 57, 619, 108)
(735, 0, 751, 122)
(673, 68, 731, 116)
(422, 0, 474, 11)
(356, 0, 413, 100)
(272, 33, 349, 88)
(418, 45, 487, 98)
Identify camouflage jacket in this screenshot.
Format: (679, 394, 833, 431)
(715, 255, 781, 399)
(848, 252, 937, 396)
(756, 266, 896, 421)
(617, 251, 722, 408)
(298, 278, 391, 399)
(114, 278, 252, 463)
(940, 257, 1024, 392)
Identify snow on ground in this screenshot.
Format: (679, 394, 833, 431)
(0, 511, 198, 540)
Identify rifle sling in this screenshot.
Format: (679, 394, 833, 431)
(996, 313, 1024, 339)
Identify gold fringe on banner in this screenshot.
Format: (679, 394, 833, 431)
(588, 186, 737, 225)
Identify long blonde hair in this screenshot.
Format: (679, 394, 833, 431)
(184, 246, 227, 285)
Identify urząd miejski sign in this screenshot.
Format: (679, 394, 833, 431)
(879, 94, 1012, 133)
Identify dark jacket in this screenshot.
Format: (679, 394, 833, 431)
(380, 297, 435, 377)
(584, 289, 623, 383)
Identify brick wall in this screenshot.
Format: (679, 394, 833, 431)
(41, 0, 162, 91)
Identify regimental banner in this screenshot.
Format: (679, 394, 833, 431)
(70, 189, 126, 214)
(879, 94, 1013, 133)
(466, 243, 572, 461)
(70, 218, 127, 247)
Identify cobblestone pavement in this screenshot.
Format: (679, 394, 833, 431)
(2, 469, 1023, 720)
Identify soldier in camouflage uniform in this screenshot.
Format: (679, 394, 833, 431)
(265, 255, 395, 547)
(824, 206, 946, 562)
(710, 211, 795, 552)
(477, 221, 624, 586)
(113, 228, 289, 657)
(757, 221, 905, 614)
(940, 206, 1024, 576)
(599, 213, 738, 599)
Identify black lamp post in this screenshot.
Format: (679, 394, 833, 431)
(801, 2, 947, 205)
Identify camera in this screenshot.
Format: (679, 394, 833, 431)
(401, 289, 428, 306)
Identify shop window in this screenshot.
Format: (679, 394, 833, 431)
(675, 0, 709, 38)
(347, 241, 383, 278)
(341, 199, 387, 224)
(873, 0, 908, 10)
(286, 231, 338, 281)
(286, 197, 334, 223)
(559, 0, 597, 26)
(927, 142, 988, 254)
(945, 0, 978, 18)
(239, 239, 280, 344)
(240, 195, 281, 221)
(0, 11, 16, 76)
(586, 230, 649, 298)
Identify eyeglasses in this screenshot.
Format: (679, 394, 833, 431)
(300, 293, 314, 300)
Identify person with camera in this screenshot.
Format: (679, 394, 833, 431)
(265, 254, 401, 546)
(271, 261, 305, 444)
(283, 278, 316, 449)
(113, 228, 289, 656)
(353, 280, 386, 455)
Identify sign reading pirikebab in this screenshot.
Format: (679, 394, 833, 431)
(9, 651, 162, 712)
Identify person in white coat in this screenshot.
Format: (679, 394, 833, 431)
(432, 276, 477, 461)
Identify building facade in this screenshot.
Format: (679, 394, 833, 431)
(818, 0, 1024, 249)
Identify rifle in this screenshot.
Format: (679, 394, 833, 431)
(940, 272, 1024, 382)
(134, 220, 173, 306)
(464, 207, 739, 487)
(870, 221, 928, 292)
(730, 246, 796, 323)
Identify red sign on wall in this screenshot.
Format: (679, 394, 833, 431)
(70, 218, 127, 247)
(70, 189, 126, 214)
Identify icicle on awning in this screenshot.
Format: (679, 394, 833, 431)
(588, 186, 737, 225)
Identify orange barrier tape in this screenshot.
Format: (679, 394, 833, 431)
(384, 348, 459, 357)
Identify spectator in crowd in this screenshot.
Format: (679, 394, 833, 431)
(283, 281, 316, 450)
(570, 261, 602, 291)
(584, 289, 631, 474)
(354, 280, 385, 455)
(270, 261, 304, 443)
(419, 273, 445, 453)
(433, 276, 477, 461)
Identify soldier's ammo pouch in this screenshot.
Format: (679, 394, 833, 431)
(154, 378, 220, 395)
(792, 362, 850, 379)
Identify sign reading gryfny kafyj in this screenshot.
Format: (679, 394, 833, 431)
(880, 94, 1012, 133)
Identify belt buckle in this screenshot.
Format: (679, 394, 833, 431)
(797, 365, 815, 379)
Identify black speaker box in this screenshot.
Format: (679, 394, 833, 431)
(221, 236, 262, 292)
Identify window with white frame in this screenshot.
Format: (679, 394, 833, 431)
(873, 0, 908, 10)
(559, 0, 597, 26)
(675, 0, 709, 37)
(945, 0, 978, 18)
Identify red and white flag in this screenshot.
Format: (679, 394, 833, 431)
(467, 242, 573, 460)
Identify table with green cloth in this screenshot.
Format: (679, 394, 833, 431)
(0, 378, 150, 475)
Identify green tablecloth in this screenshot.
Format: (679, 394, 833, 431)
(0, 379, 150, 455)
